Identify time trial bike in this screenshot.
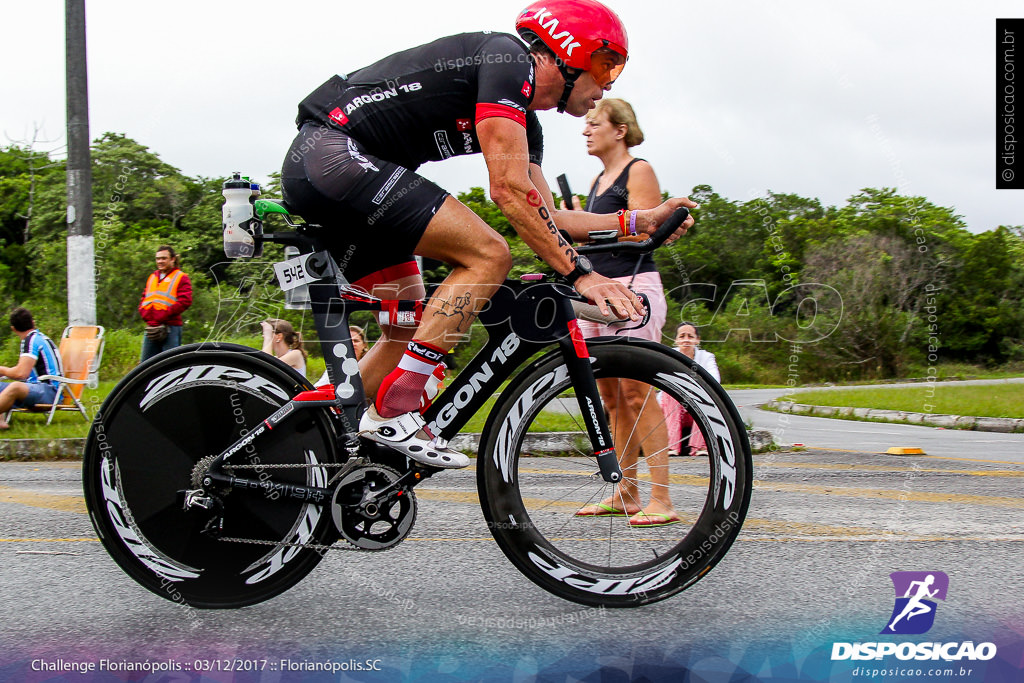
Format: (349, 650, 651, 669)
(82, 197, 752, 608)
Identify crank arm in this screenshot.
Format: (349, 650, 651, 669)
(340, 465, 434, 510)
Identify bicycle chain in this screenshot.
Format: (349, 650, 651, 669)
(216, 535, 358, 553)
(196, 457, 401, 552)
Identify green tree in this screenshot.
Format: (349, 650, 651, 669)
(939, 226, 1024, 361)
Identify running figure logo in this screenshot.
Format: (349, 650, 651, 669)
(881, 571, 949, 635)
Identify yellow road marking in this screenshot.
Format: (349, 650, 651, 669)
(757, 461, 1024, 477)
(800, 447, 1024, 466)
(3, 457, 1020, 525)
(413, 490, 957, 538)
(0, 535, 1019, 545)
(518, 466, 1024, 508)
(0, 487, 86, 514)
(0, 537, 97, 543)
(752, 481, 1024, 508)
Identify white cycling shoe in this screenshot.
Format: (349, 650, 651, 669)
(359, 405, 469, 469)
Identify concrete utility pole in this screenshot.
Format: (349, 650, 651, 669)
(65, 0, 96, 325)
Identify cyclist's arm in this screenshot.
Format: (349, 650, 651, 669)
(477, 117, 642, 318)
(550, 196, 697, 241)
(543, 158, 695, 241)
(478, 118, 575, 272)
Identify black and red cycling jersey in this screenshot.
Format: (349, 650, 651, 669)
(295, 32, 544, 170)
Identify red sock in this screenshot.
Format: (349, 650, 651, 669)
(376, 340, 446, 418)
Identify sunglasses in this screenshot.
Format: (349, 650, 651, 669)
(589, 49, 627, 89)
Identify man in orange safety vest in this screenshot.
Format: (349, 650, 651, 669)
(138, 245, 193, 362)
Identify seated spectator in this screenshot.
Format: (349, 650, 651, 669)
(0, 308, 63, 429)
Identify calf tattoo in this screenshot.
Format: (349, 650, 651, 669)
(432, 291, 476, 332)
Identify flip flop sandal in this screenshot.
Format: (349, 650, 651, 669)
(574, 502, 631, 517)
(627, 511, 683, 527)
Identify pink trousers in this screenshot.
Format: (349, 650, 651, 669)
(659, 395, 708, 456)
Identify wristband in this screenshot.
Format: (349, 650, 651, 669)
(616, 209, 627, 236)
(629, 210, 638, 236)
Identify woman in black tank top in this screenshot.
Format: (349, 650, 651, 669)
(569, 99, 680, 527)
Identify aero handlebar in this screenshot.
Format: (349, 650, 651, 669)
(575, 207, 690, 256)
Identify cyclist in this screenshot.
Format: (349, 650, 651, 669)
(281, 0, 696, 468)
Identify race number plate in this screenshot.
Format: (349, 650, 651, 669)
(274, 253, 317, 292)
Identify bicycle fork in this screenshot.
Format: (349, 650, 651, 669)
(559, 320, 622, 484)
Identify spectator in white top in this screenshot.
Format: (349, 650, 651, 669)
(661, 322, 720, 456)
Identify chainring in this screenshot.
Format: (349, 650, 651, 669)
(331, 463, 416, 551)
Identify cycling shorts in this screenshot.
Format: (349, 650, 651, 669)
(577, 271, 668, 343)
(281, 123, 449, 284)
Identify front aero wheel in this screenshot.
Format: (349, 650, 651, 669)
(83, 343, 340, 608)
(478, 339, 752, 607)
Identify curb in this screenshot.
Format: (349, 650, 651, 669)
(0, 438, 87, 461)
(764, 401, 1024, 433)
(0, 429, 778, 461)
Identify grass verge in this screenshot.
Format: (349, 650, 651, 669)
(783, 383, 1024, 419)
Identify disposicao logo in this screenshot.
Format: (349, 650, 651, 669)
(881, 570, 948, 635)
(831, 571, 997, 663)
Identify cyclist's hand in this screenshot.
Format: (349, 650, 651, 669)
(574, 273, 645, 321)
(639, 197, 698, 243)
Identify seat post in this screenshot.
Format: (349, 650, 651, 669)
(303, 254, 365, 442)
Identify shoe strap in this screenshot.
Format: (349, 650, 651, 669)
(375, 411, 425, 442)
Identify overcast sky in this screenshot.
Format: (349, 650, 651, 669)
(3, 1, 1020, 233)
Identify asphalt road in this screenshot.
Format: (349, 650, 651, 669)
(730, 379, 1024, 463)
(1, 446, 1021, 682)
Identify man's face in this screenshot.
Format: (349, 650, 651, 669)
(563, 70, 606, 117)
(155, 250, 173, 273)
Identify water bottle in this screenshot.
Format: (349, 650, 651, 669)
(222, 172, 262, 258)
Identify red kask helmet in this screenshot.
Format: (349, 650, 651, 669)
(516, 0, 628, 110)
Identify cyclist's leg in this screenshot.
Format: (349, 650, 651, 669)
(283, 128, 508, 398)
(408, 195, 511, 351)
(282, 126, 444, 404)
(351, 267, 426, 402)
(371, 196, 509, 419)
(352, 196, 511, 401)
(282, 128, 503, 464)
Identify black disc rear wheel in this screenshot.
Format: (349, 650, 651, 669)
(83, 343, 340, 608)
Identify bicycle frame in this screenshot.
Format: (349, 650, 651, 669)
(197, 237, 624, 505)
(86, 201, 747, 609)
